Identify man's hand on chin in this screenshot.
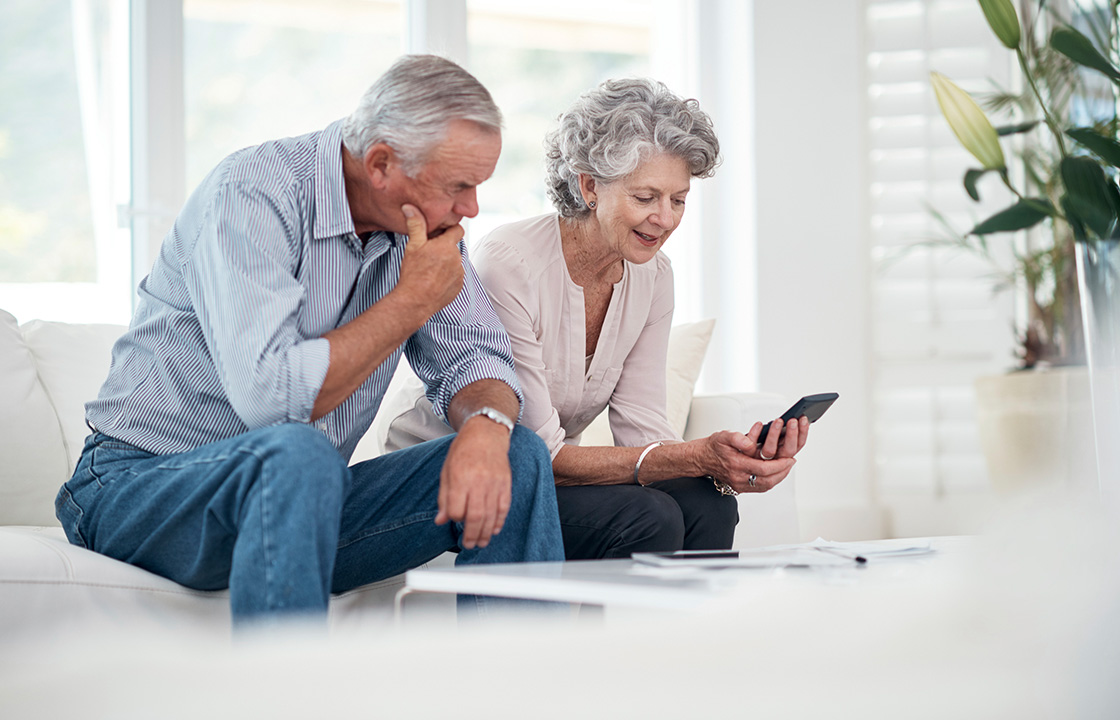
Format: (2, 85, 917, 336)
(435, 417, 512, 549)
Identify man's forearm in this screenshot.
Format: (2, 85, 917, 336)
(311, 289, 429, 420)
(446, 379, 521, 431)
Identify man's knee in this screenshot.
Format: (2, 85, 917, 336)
(505, 426, 561, 530)
(507, 425, 552, 482)
(246, 423, 340, 462)
(240, 424, 349, 496)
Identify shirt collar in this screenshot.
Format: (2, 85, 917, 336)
(312, 119, 357, 242)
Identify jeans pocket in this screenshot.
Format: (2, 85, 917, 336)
(54, 484, 88, 549)
(87, 434, 148, 488)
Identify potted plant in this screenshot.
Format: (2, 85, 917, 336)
(930, 0, 1120, 495)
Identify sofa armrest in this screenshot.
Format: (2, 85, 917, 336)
(683, 392, 800, 549)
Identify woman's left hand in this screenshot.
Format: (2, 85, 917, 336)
(748, 415, 810, 463)
(701, 417, 810, 494)
(701, 429, 797, 494)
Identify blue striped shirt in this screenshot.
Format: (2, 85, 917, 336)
(87, 120, 522, 461)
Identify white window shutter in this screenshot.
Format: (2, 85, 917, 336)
(866, 0, 1019, 495)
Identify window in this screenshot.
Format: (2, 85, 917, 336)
(183, 0, 403, 191)
(3, 0, 704, 335)
(0, 0, 131, 324)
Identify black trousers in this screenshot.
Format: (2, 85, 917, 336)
(555, 476, 739, 560)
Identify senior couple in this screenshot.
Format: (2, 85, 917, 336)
(56, 55, 809, 626)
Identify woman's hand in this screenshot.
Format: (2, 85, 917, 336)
(699, 418, 808, 493)
(749, 415, 810, 462)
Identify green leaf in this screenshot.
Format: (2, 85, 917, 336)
(969, 198, 1056, 235)
(1050, 26, 1120, 85)
(1067, 127, 1120, 169)
(1109, 182, 1120, 240)
(1060, 156, 1118, 239)
(996, 121, 1039, 136)
(963, 168, 992, 201)
(1060, 195, 1089, 242)
(978, 0, 1021, 49)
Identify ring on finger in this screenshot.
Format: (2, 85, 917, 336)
(759, 452, 772, 461)
(748, 474, 757, 488)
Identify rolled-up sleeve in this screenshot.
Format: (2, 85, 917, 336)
(404, 242, 523, 421)
(182, 182, 331, 429)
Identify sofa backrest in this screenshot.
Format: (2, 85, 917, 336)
(0, 309, 124, 526)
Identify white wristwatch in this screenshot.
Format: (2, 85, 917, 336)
(463, 406, 515, 434)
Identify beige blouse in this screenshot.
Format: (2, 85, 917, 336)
(385, 213, 680, 458)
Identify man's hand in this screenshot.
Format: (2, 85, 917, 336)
(436, 379, 521, 549)
(435, 415, 512, 549)
(395, 204, 465, 318)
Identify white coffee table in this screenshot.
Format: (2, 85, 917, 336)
(396, 536, 961, 617)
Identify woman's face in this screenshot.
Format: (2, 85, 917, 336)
(584, 153, 691, 264)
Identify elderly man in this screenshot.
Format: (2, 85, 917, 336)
(54, 55, 564, 625)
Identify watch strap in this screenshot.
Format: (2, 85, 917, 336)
(463, 406, 515, 434)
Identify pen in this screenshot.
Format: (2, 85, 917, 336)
(816, 546, 867, 564)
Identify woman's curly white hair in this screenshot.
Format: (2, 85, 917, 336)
(544, 78, 721, 218)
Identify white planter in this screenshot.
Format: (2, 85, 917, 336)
(1076, 238, 1120, 515)
(974, 367, 1097, 496)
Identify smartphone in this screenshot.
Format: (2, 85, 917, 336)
(757, 392, 839, 446)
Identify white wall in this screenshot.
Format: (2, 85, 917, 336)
(749, 1, 880, 539)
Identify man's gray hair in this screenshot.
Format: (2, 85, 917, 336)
(545, 78, 720, 218)
(342, 55, 502, 175)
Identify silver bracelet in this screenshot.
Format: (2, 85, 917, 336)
(633, 441, 663, 485)
(712, 477, 742, 496)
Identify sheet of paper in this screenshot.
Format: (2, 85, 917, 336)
(807, 537, 935, 558)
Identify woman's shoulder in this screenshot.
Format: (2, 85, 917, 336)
(477, 213, 559, 248)
(627, 249, 674, 284)
(474, 213, 562, 272)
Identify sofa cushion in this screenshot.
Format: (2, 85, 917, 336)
(0, 526, 434, 638)
(0, 311, 71, 526)
(21, 319, 125, 473)
(663, 318, 717, 436)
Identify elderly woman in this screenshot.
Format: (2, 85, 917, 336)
(387, 78, 807, 559)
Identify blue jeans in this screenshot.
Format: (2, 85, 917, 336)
(55, 424, 564, 624)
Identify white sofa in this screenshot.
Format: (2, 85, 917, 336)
(0, 309, 797, 638)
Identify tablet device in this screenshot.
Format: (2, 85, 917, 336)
(631, 548, 848, 568)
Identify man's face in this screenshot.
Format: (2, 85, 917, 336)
(386, 120, 502, 237)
